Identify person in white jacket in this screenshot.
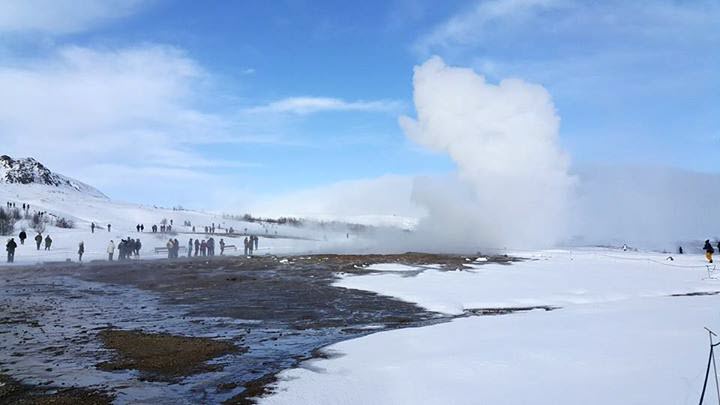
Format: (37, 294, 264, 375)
(107, 240, 115, 261)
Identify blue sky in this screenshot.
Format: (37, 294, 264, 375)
(0, 0, 718, 211)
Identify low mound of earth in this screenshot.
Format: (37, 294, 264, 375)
(97, 329, 241, 381)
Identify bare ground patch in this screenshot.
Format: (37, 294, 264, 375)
(0, 374, 112, 405)
(96, 329, 242, 381)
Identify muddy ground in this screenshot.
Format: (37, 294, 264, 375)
(0, 253, 515, 404)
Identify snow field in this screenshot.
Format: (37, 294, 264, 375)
(261, 249, 720, 404)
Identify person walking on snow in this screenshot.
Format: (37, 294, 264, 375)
(78, 242, 85, 262)
(44, 235, 52, 250)
(166, 239, 174, 259)
(207, 237, 215, 256)
(34, 233, 42, 250)
(704, 240, 714, 263)
(6, 238, 17, 263)
(107, 240, 115, 261)
(219, 239, 225, 255)
(18, 230, 26, 245)
(107, 224, 111, 232)
(91, 222, 95, 233)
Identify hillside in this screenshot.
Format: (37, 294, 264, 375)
(0, 155, 107, 199)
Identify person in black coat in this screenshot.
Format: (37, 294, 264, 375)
(18, 230, 26, 245)
(704, 240, 714, 263)
(6, 238, 17, 263)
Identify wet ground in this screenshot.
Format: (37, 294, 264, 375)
(0, 253, 515, 404)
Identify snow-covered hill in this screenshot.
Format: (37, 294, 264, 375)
(0, 155, 106, 199)
(0, 156, 415, 264)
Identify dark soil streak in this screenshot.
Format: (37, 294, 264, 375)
(0, 373, 113, 405)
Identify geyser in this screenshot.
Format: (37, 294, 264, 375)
(400, 56, 574, 249)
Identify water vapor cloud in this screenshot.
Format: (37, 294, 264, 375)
(400, 56, 574, 249)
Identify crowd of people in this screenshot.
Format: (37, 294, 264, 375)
(3, 204, 270, 263)
(4, 231, 52, 263)
(165, 238, 181, 258)
(244, 235, 259, 256)
(5, 201, 32, 213)
(104, 238, 142, 261)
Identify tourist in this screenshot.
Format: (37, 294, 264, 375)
(704, 240, 714, 263)
(107, 240, 115, 261)
(166, 239, 174, 259)
(6, 238, 17, 263)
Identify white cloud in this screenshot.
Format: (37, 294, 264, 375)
(0, 44, 259, 203)
(247, 97, 402, 115)
(0, 0, 147, 34)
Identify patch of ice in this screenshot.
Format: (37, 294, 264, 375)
(364, 263, 423, 272)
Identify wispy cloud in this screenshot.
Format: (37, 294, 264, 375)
(415, 0, 564, 53)
(416, 0, 720, 54)
(0, 0, 148, 34)
(247, 96, 402, 115)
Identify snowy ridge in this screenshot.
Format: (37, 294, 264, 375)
(0, 155, 107, 199)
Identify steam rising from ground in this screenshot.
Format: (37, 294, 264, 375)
(248, 57, 717, 252)
(400, 57, 574, 249)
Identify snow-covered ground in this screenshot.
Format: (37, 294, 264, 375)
(261, 249, 720, 404)
(0, 183, 385, 265)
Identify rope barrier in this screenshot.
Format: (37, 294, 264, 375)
(599, 253, 713, 269)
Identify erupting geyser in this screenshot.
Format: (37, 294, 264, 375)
(400, 57, 574, 249)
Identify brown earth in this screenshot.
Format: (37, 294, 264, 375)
(0, 374, 112, 405)
(96, 329, 241, 381)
